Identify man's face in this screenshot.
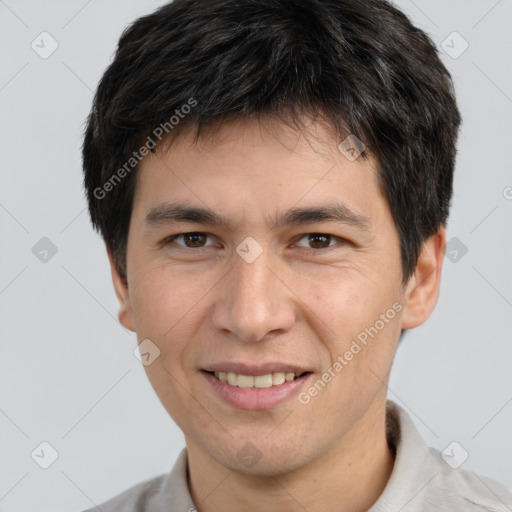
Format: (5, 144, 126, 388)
(116, 118, 414, 475)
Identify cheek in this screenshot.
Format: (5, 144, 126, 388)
(128, 262, 226, 380)
(129, 267, 206, 425)
(130, 261, 193, 328)
(300, 269, 401, 368)
(129, 265, 198, 361)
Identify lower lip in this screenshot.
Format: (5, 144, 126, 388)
(202, 371, 312, 410)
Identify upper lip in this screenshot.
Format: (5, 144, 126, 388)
(203, 362, 311, 376)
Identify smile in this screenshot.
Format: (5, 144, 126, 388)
(210, 371, 308, 388)
(202, 369, 313, 410)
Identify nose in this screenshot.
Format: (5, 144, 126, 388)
(211, 247, 296, 343)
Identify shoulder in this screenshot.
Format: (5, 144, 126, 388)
(424, 450, 512, 512)
(80, 448, 192, 512)
(379, 401, 512, 512)
(82, 474, 168, 512)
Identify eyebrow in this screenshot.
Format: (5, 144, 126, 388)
(143, 202, 371, 232)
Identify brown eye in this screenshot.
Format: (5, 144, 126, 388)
(183, 233, 207, 247)
(168, 232, 214, 248)
(295, 233, 339, 249)
(307, 233, 332, 249)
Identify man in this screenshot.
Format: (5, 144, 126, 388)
(82, 0, 512, 510)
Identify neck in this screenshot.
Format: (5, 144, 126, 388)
(186, 400, 394, 512)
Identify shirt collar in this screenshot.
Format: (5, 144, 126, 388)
(369, 400, 437, 511)
(155, 400, 435, 511)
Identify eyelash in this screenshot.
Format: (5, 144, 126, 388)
(163, 232, 348, 251)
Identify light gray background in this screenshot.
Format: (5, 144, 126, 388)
(1, 1, 511, 510)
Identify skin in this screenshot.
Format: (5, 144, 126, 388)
(108, 117, 446, 512)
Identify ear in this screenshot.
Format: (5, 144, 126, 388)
(107, 248, 136, 332)
(400, 228, 446, 330)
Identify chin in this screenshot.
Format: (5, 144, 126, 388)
(203, 433, 316, 478)
(222, 452, 307, 478)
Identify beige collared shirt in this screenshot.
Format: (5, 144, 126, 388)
(84, 401, 512, 511)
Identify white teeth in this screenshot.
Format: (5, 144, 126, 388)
(272, 372, 286, 385)
(237, 374, 254, 388)
(254, 374, 273, 388)
(212, 370, 304, 388)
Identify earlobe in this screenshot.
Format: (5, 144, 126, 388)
(107, 248, 136, 332)
(400, 228, 446, 330)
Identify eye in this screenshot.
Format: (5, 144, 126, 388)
(165, 232, 217, 248)
(293, 233, 346, 250)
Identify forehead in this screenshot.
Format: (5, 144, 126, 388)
(132, 117, 388, 231)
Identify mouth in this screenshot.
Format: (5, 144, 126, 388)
(206, 370, 311, 389)
(201, 367, 313, 410)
